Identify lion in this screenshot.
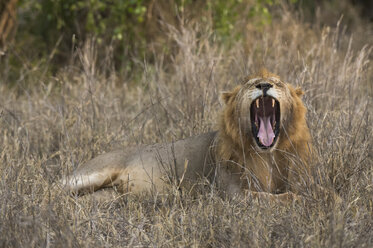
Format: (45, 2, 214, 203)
(62, 69, 314, 201)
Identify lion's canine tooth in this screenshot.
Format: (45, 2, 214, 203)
(272, 99, 275, 107)
(256, 99, 259, 108)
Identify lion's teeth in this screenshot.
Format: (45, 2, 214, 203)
(256, 99, 259, 108)
(272, 99, 275, 107)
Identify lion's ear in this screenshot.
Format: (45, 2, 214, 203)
(221, 86, 241, 104)
(222, 91, 233, 104)
(295, 87, 304, 97)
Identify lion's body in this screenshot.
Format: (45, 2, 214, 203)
(64, 132, 217, 194)
(64, 70, 313, 199)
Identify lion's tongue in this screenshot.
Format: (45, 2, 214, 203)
(257, 116, 275, 147)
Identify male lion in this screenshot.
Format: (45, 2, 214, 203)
(63, 69, 313, 201)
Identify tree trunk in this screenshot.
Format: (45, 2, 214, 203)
(0, 0, 17, 48)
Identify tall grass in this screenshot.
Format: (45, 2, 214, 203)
(0, 7, 372, 247)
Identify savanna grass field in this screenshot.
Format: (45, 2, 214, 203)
(0, 1, 372, 247)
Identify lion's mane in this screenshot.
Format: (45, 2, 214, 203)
(216, 70, 312, 192)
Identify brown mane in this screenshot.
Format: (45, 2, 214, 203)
(217, 70, 312, 193)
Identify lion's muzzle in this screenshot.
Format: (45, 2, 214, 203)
(255, 83, 273, 96)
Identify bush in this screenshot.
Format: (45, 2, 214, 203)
(13, 1, 289, 68)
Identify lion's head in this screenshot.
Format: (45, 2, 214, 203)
(219, 69, 311, 161)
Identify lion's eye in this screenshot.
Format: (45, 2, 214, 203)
(274, 81, 284, 87)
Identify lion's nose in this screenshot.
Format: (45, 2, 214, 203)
(256, 83, 272, 90)
(256, 83, 273, 95)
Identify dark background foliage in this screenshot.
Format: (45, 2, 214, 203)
(1, 0, 371, 80)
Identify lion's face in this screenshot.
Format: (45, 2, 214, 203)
(221, 73, 306, 153)
(238, 76, 295, 150)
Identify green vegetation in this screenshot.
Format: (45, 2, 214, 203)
(5, 0, 294, 75)
(2, 0, 369, 80)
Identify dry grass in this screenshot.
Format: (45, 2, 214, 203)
(0, 7, 372, 248)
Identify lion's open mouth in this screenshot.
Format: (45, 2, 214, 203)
(250, 96, 280, 149)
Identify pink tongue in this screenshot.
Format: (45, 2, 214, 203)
(257, 116, 275, 147)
